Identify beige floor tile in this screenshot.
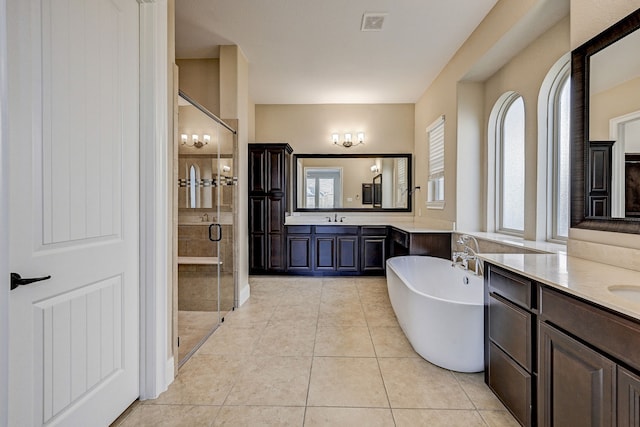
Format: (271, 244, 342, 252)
(321, 281, 361, 304)
(117, 404, 219, 427)
(253, 323, 317, 356)
(393, 409, 487, 427)
(151, 354, 246, 405)
(223, 301, 276, 326)
(369, 326, 418, 357)
(269, 303, 319, 327)
(225, 356, 312, 406)
(318, 302, 367, 327)
(213, 406, 305, 426)
(454, 372, 506, 410)
(304, 407, 395, 427)
(196, 324, 263, 356)
(480, 410, 521, 427)
(314, 326, 375, 357)
(307, 357, 389, 408)
(378, 358, 474, 409)
(363, 303, 399, 327)
(282, 288, 323, 306)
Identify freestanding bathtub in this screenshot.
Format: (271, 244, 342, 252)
(386, 255, 484, 372)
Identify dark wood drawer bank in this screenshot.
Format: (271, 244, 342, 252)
(281, 225, 450, 276)
(484, 262, 640, 427)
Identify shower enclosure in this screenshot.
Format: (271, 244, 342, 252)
(176, 91, 237, 365)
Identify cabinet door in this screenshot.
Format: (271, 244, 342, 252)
(337, 236, 359, 272)
(618, 367, 640, 427)
(315, 236, 336, 271)
(361, 237, 386, 272)
(249, 197, 266, 233)
(249, 148, 266, 193)
(249, 234, 266, 272)
(538, 322, 615, 427)
(287, 236, 312, 271)
(267, 234, 285, 271)
(266, 147, 286, 193)
(267, 195, 284, 233)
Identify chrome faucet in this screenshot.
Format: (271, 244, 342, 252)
(201, 212, 209, 222)
(453, 234, 484, 275)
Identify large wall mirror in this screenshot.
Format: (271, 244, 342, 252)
(293, 154, 412, 212)
(571, 8, 640, 233)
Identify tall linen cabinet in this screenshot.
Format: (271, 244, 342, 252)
(248, 143, 293, 274)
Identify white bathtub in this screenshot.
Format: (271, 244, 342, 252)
(386, 255, 484, 372)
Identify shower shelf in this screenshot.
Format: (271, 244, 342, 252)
(177, 256, 222, 265)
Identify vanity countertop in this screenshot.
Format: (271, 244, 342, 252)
(479, 252, 640, 321)
(284, 217, 453, 233)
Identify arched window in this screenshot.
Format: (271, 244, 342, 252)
(496, 94, 525, 234)
(538, 53, 571, 241)
(551, 73, 570, 239)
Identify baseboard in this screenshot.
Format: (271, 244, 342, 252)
(238, 283, 251, 306)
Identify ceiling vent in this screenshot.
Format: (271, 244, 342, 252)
(361, 13, 387, 32)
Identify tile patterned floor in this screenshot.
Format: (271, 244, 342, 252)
(114, 276, 519, 427)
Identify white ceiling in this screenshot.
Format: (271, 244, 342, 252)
(175, 0, 499, 104)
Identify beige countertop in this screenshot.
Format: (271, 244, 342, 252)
(479, 252, 640, 321)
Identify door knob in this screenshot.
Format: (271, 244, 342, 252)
(10, 273, 51, 291)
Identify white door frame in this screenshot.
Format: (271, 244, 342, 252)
(0, 0, 9, 422)
(138, 0, 173, 399)
(0, 0, 172, 413)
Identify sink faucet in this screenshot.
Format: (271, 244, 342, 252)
(334, 213, 338, 222)
(201, 212, 209, 222)
(325, 216, 332, 222)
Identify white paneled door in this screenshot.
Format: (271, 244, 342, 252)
(8, 0, 140, 425)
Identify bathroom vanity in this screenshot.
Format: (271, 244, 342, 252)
(284, 224, 450, 276)
(482, 254, 640, 427)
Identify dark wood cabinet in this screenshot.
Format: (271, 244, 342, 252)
(361, 226, 387, 272)
(485, 264, 537, 427)
(313, 226, 359, 272)
(538, 322, 615, 427)
(588, 141, 613, 217)
(248, 143, 292, 274)
(618, 367, 640, 426)
(485, 262, 640, 427)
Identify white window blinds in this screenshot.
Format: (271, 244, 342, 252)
(427, 116, 445, 208)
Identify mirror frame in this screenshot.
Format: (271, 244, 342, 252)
(293, 153, 412, 212)
(571, 8, 640, 234)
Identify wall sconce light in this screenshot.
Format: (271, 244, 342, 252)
(181, 133, 210, 149)
(370, 164, 379, 173)
(332, 132, 365, 148)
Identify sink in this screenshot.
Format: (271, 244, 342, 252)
(608, 285, 640, 304)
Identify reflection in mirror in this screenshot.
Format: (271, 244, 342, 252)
(589, 25, 640, 218)
(177, 94, 236, 209)
(571, 7, 640, 234)
(294, 154, 411, 212)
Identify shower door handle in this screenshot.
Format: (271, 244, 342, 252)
(208, 223, 222, 242)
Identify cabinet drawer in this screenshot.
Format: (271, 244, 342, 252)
(487, 265, 534, 309)
(488, 342, 533, 427)
(361, 226, 388, 236)
(540, 287, 640, 370)
(489, 294, 533, 371)
(315, 226, 358, 235)
(286, 225, 311, 234)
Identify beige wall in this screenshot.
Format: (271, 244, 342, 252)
(590, 76, 640, 140)
(570, 0, 640, 49)
(175, 58, 220, 116)
(413, 0, 554, 228)
(254, 104, 414, 154)
(482, 17, 570, 239)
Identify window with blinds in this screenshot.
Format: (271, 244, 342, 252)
(427, 116, 445, 208)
